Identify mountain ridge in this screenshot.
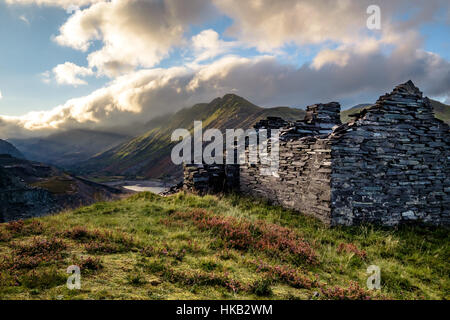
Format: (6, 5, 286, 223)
(0, 139, 24, 159)
(10, 129, 131, 168)
(76, 94, 306, 179)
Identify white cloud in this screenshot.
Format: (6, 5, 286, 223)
(53, 0, 215, 77)
(1, 39, 449, 139)
(191, 29, 236, 63)
(19, 15, 30, 25)
(312, 49, 351, 70)
(5, 0, 103, 8)
(52, 62, 93, 86)
(0, 90, 3, 100)
(1, 0, 449, 140)
(40, 71, 51, 84)
(213, 0, 449, 51)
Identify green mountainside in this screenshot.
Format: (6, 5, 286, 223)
(77, 94, 305, 179)
(341, 99, 449, 123)
(429, 99, 450, 124)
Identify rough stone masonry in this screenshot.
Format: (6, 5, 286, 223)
(183, 81, 450, 226)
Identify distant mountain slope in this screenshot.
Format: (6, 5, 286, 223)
(340, 99, 450, 123)
(430, 99, 450, 124)
(77, 94, 306, 179)
(10, 129, 131, 167)
(0, 139, 24, 159)
(340, 104, 374, 123)
(0, 154, 124, 222)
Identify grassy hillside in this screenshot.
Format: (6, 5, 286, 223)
(341, 99, 450, 123)
(430, 99, 450, 124)
(0, 192, 448, 300)
(78, 94, 305, 179)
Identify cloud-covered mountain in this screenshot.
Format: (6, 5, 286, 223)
(10, 129, 131, 167)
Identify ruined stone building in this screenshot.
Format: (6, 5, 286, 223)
(183, 81, 450, 226)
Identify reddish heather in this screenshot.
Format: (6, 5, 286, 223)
(172, 209, 317, 264)
(337, 243, 367, 259)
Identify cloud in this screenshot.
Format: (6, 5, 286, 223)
(1, 37, 449, 139)
(19, 15, 30, 25)
(53, 0, 215, 77)
(1, 0, 449, 140)
(51, 62, 93, 86)
(213, 0, 449, 51)
(0, 90, 3, 100)
(191, 29, 237, 63)
(40, 71, 51, 84)
(5, 0, 103, 8)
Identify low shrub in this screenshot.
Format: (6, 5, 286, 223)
(64, 227, 135, 254)
(337, 243, 367, 259)
(84, 242, 123, 254)
(160, 246, 186, 262)
(320, 281, 373, 300)
(18, 268, 66, 290)
(162, 269, 244, 293)
(127, 273, 147, 286)
(2, 237, 67, 271)
(200, 260, 222, 272)
(77, 256, 103, 271)
(0, 229, 12, 242)
(12, 237, 66, 257)
(3, 220, 43, 237)
(252, 260, 318, 289)
(173, 209, 318, 265)
(250, 279, 273, 297)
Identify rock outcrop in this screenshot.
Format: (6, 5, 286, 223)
(0, 155, 123, 222)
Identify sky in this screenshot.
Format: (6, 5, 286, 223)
(0, 0, 449, 138)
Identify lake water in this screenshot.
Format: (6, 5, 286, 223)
(103, 180, 175, 194)
(123, 185, 167, 194)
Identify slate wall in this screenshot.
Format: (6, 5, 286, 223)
(239, 136, 333, 224)
(330, 82, 450, 226)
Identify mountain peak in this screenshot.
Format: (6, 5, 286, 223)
(221, 93, 246, 103)
(203, 94, 260, 113)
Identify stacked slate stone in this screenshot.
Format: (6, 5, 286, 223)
(253, 116, 290, 130)
(183, 163, 225, 194)
(305, 102, 341, 123)
(330, 80, 449, 226)
(281, 102, 342, 139)
(183, 162, 240, 194)
(240, 135, 334, 224)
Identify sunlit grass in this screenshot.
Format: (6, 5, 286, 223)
(0, 192, 448, 300)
